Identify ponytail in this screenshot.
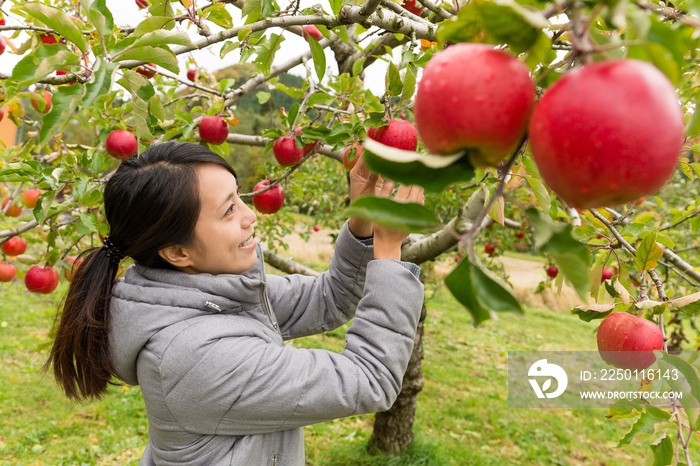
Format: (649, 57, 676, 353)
(43, 245, 122, 401)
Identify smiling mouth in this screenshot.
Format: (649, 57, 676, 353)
(239, 235, 254, 247)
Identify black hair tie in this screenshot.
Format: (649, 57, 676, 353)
(103, 236, 126, 264)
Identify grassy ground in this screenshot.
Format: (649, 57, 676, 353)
(0, 270, 678, 465)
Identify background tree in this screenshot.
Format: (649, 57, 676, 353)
(1, 0, 700, 463)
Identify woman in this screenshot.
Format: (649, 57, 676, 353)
(45, 141, 424, 465)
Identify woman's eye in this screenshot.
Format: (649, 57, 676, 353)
(226, 204, 235, 215)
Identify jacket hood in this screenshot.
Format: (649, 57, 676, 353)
(109, 244, 267, 385)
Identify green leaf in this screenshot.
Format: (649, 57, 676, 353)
(671, 292, 700, 315)
(445, 257, 522, 326)
(686, 93, 700, 138)
(220, 40, 239, 59)
(148, 0, 174, 19)
(362, 137, 475, 193)
(38, 84, 84, 146)
(114, 45, 179, 73)
(658, 352, 700, 430)
(329, 0, 345, 14)
(571, 303, 615, 322)
(617, 407, 671, 447)
(401, 67, 416, 102)
(80, 0, 114, 37)
(649, 434, 674, 466)
(32, 192, 54, 224)
(287, 102, 300, 128)
(635, 232, 664, 272)
(344, 196, 439, 233)
(526, 208, 590, 300)
(202, 3, 233, 28)
(132, 16, 174, 36)
(606, 399, 644, 420)
(20, 3, 87, 52)
(307, 34, 326, 82)
(9, 45, 79, 92)
(333, 25, 349, 43)
(525, 175, 550, 209)
(77, 212, 99, 236)
(386, 62, 403, 97)
(261, 0, 276, 18)
(131, 30, 194, 48)
(82, 58, 118, 110)
(256, 91, 271, 104)
(352, 57, 366, 77)
(253, 33, 285, 75)
(117, 70, 156, 141)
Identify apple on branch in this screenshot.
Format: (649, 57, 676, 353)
(414, 43, 535, 167)
(106, 130, 138, 159)
(22, 189, 41, 208)
(31, 90, 52, 113)
(187, 68, 198, 82)
(597, 312, 663, 370)
(39, 33, 59, 45)
(2, 236, 27, 256)
(136, 63, 156, 79)
(0, 262, 16, 282)
(273, 128, 315, 166)
(2, 200, 22, 217)
(199, 116, 230, 145)
(529, 59, 684, 209)
(367, 119, 417, 151)
(343, 144, 363, 171)
(252, 180, 284, 214)
(302, 26, 323, 42)
(546, 265, 558, 278)
(0, 36, 6, 56)
(25, 265, 60, 294)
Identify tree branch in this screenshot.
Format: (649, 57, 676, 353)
(262, 247, 321, 277)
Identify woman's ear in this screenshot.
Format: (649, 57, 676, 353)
(158, 245, 194, 269)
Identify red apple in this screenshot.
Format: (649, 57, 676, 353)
(199, 116, 229, 145)
(64, 256, 84, 282)
(0, 262, 15, 282)
(302, 26, 323, 42)
(136, 0, 149, 9)
(39, 33, 59, 45)
(273, 128, 315, 166)
(2, 200, 22, 217)
(25, 265, 60, 294)
(313, 226, 320, 232)
(0, 107, 4, 122)
(252, 180, 284, 214)
(2, 236, 27, 256)
(367, 119, 417, 151)
(187, 68, 197, 81)
(597, 312, 663, 370)
(31, 90, 52, 113)
(414, 43, 534, 166)
(484, 242, 496, 255)
(22, 189, 41, 208)
(601, 267, 614, 282)
(546, 265, 558, 278)
(0, 17, 5, 26)
(401, 0, 424, 15)
(515, 230, 525, 239)
(529, 60, 683, 209)
(343, 144, 363, 171)
(0, 36, 5, 56)
(106, 130, 138, 159)
(136, 63, 156, 79)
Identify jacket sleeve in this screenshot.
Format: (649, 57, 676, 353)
(158, 259, 424, 436)
(265, 220, 375, 340)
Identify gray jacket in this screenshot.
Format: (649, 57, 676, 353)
(109, 222, 424, 465)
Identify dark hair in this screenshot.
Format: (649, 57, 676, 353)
(43, 142, 237, 401)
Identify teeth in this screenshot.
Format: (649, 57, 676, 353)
(240, 236, 254, 247)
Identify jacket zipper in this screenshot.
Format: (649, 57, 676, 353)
(262, 281, 279, 332)
(271, 454, 278, 466)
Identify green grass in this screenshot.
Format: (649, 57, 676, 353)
(0, 275, 683, 465)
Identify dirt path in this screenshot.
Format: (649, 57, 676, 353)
(277, 228, 584, 312)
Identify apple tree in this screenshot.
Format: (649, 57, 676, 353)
(2, 0, 700, 462)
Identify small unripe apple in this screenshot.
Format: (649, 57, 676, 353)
(597, 312, 663, 370)
(367, 119, 417, 151)
(601, 267, 614, 282)
(515, 230, 525, 239)
(187, 68, 197, 81)
(199, 116, 230, 145)
(2, 200, 22, 217)
(2, 236, 27, 256)
(136, 63, 156, 79)
(106, 130, 138, 159)
(22, 189, 41, 208)
(252, 180, 284, 214)
(0, 36, 5, 56)
(25, 265, 60, 294)
(64, 256, 84, 282)
(31, 90, 52, 113)
(39, 33, 59, 45)
(343, 144, 363, 171)
(302, 25, 323, 42)
(273, 128, 315, 166)
(0, 262, 16, 282)
(136, 0, 149, 9)
(529, 60, 683, 209)
(546, 265, 558, 278)
(484, 242, 496, 255)
(415, 43, 535, 166)
(401, 0, 424, 15)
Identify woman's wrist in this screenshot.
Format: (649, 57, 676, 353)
(348, 217, 373, 238)
(373, 243, 402, 261)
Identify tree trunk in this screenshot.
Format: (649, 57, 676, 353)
(366, 298, 427, 455)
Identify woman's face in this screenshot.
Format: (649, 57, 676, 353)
(176, 164, 258, 275)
